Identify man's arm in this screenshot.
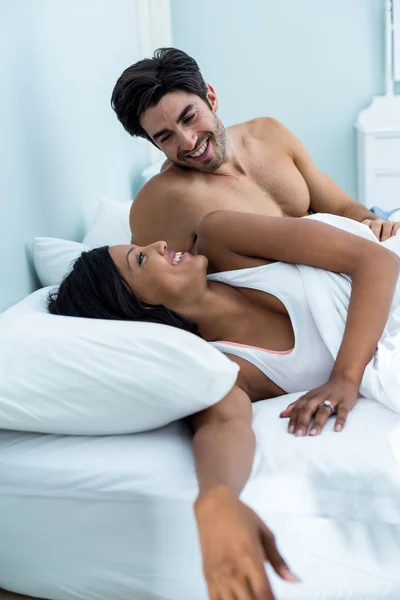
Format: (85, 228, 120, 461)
(188, 381, 298, 600)
(270, 118, 400, 241)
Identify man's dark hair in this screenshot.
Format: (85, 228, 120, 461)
(47, 246, 199, 336)
(111, 48, 210, 141)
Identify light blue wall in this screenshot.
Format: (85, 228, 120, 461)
(171, 0, 385, 200)
(0, 0, 147, 311)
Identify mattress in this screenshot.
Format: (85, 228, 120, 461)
(1, 393, 400, 599)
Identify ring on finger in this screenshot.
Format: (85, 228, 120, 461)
(318, 400, 335, 415)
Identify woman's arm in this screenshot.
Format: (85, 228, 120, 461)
(189, 382, 298, 599)
(198, 211, 400, 434)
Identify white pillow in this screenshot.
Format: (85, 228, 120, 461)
(0, 287, 239, 435)
(32, 238, 89, 288)
(31, 200, 132, 287)
(82, 199, 132, 247)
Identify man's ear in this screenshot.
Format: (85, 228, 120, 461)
(205, 83, 218, 112)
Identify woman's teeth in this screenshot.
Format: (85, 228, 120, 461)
(189, 139, 208, 158)
(172, 252, 182, 265)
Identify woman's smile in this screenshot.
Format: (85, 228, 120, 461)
(170, 251, 192, 266)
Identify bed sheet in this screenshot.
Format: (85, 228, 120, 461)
(250, 393, 400, 524)
(1, 393, 399, 524)
(1, 497, 399, 600)
(0, 393, 399, 599)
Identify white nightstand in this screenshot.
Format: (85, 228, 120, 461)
(355, 95, 400, 211)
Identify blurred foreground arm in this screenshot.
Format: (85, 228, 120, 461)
(189, 383, 299, 599)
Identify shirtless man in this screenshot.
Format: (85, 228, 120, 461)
(110, 49, 399, 600)
(111, 48, 400, 253)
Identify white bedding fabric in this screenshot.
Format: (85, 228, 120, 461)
(303, 214, 400, 413)
(1, 393, 400, 599)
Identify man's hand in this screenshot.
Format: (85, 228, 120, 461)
(195, 486, 299, 600)
(280, 378, 359, 436)
(361, 218, 400, 241)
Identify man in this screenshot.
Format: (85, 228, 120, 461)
(112, 48, 400, 253)
(110, 48, 397, 600)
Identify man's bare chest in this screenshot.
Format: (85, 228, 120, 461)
(194, 154, 311, 220)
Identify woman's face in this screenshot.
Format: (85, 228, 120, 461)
(109, 241, 208, 308)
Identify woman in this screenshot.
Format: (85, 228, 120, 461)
(48, 211, 400, 600)
(49, 210, 400, 433)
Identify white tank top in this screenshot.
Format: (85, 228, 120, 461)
(208, 262, 334, 393)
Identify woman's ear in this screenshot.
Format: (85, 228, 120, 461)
(205, 83, 218, 112)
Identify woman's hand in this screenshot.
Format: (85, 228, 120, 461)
(195, 486, 299, 600)
(279, 378, 359, 436)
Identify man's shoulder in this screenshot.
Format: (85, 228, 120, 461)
(130, 164, 202, 226)
(243, 116, 289, 138)
(134, 166, 192, 204)
(233, 117, 295, 152)
(130, 164, 204, 245)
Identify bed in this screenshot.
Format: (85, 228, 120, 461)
(2, 205, 400, 599)
(1, 394, 400, 599)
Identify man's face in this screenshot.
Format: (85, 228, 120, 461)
(140, 87, 226, 173)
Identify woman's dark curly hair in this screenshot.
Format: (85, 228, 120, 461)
(47, 246, 199, 335)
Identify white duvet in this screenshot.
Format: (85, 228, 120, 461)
(304, 213, 400, 413)
(1, 393, 400, 599)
